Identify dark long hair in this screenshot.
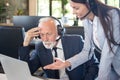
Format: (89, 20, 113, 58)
(71, 0, 120, 52)
(96, 1, 120, 52)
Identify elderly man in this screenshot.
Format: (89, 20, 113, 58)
(19, 17, 98, 80)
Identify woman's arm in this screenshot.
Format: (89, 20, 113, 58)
(44, 19, 94, 70)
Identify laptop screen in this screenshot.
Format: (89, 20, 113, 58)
(0, 54, 41, 80)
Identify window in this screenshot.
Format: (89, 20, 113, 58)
(37, 0, 120, 26)
(37, 0, 75, 26)
(101, 0, 120, 8)
(37, 0, 49, 16)
(51, 0, 62, 18)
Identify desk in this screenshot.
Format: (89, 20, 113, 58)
(0, 73, 59, 80)
(0, 23, 13, 26)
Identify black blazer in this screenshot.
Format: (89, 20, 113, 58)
(19, 35, 98, 80)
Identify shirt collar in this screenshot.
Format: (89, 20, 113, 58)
(56, 39, 62, 50)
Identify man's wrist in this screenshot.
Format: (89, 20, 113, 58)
(23, 41, 30, 46)
(23, 38, 31, 46)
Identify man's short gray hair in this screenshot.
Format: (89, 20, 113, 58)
(39, 17, 57, 25)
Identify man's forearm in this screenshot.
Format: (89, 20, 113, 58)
(18, 46, 30, 61)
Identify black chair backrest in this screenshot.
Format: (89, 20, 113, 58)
(0, 26, 24, 59)
(64, 26, 84, 39)
(13, 16, 45, 32)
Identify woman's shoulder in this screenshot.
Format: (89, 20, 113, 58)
(108, 8, 120, 16)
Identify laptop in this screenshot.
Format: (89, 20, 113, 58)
(0, 54, 43, 80)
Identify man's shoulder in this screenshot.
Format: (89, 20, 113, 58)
(108, 8, 120, 17)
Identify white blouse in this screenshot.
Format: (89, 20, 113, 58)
(88, 16, 105, 50)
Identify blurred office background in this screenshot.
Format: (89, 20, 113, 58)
(0, 0, 120, 26)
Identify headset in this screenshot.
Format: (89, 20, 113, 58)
(39, 16, 65, 37)
(49, 16, 65, 36)
(86, 0, 98, 15)
(80, 10, 91, 20)
(79, 0, 98, 19)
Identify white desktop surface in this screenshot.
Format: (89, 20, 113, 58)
(0, 73, 59, 80)
(0, 73, 41, 80)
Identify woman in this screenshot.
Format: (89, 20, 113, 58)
(44, 0, 120, 80)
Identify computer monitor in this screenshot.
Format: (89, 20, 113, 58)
(13, 16, 44, 32)
(0, 26, 24, 59)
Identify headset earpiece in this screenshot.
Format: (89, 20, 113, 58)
(57, 24, 64, 36)
(50, 16, 65, 36)
(86, 0, 98, 15)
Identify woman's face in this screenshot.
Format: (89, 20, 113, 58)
(70, 1, 90, 20)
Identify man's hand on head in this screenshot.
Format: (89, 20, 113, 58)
(23, 27, 40, 46)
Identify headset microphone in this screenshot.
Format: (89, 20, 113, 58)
(56, 36, 61, 42)
(80, 10, 91, 20)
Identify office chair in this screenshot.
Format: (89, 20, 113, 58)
(13, 16, 44, 32)
(64, 26, 84, 39)
(0, 26, 25, 58)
